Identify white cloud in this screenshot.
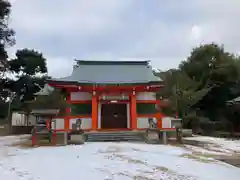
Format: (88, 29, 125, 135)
(190, 25, 201, 41)
(7, 0, 17, 4)
(11, 0, 133, 36)
(46, 56, 74, 78)
(7, 0, 240, 77)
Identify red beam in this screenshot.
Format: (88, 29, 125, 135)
(48, 83, 163, 92)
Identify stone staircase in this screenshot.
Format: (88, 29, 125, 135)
(85, 131, 145, 142)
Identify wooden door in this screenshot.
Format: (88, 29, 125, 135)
(101, 104, 127, 129)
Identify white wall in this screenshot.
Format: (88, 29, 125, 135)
(12, 113, 26, 126)
(137, 117, 157, 128)
(70, 92, 92, 101)
(162, 117, 172, 128)
(12, 113, 37, 126)
(126, 103, 130, 128)
(98, 103, 101, 128)
(136, 92, 156, 100)
(69, 118, 92, 130)
(52, 118, 65, 130)
(100, 94, 129, 100)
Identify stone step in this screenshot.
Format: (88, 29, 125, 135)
(85, 131, 145, 142)
(87, 137, 143, 142)
(85, 131, 140, 134)
(85, 131, 144, 136)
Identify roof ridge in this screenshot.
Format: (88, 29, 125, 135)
(75, 60, 150, 65)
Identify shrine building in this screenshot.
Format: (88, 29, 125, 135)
(47, 60, 165, 131)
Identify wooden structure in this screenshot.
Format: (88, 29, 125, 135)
(30, 109, 60, 146)
(45, 60, 175, 132)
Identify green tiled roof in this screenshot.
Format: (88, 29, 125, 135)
(48, 60, 162, 85)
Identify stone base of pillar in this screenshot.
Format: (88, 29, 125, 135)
(145, 129, 160, 144)
(64, 132, 68, 145)
(162, 131, 167, 144)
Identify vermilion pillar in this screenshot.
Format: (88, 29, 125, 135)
(92, 91, 98, 130)
(65, 91, 71, 129)
(130, 91, 137, 130)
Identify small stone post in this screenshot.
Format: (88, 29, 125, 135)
(162, 131, 167, 144)
(64, 131, 68, 145)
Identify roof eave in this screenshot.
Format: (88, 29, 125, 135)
(47, 80, 163, 87)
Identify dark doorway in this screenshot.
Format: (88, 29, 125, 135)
(101, 103, 128, 129)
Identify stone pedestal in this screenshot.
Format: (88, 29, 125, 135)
(145, 130, 160, 144)
(68, 133, 85, 144)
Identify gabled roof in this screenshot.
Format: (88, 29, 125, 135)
(31, 109, 59, 115)
(48, 60, 162, 85)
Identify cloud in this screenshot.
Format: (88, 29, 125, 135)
(191, 25, 201, 41)
(8, 0, 240, 77)
(46, 56, 74, 78)
(11, 0, 132, 36)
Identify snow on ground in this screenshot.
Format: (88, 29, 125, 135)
(0, 136, 240, 180)
(184, 144, 230, 156)
(185, 136, 240, 154)
(0, 135, 30, 158)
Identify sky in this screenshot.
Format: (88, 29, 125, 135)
(7, 0, 240, 78)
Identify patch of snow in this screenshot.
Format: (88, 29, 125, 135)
(185, 136, 240, 153)
(0, 135, 30, 158)
(184, 145, 228, 156)
(0, 135, 30, 145)
(0, 136, 240, 180)
(0, 138, 239, 180)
